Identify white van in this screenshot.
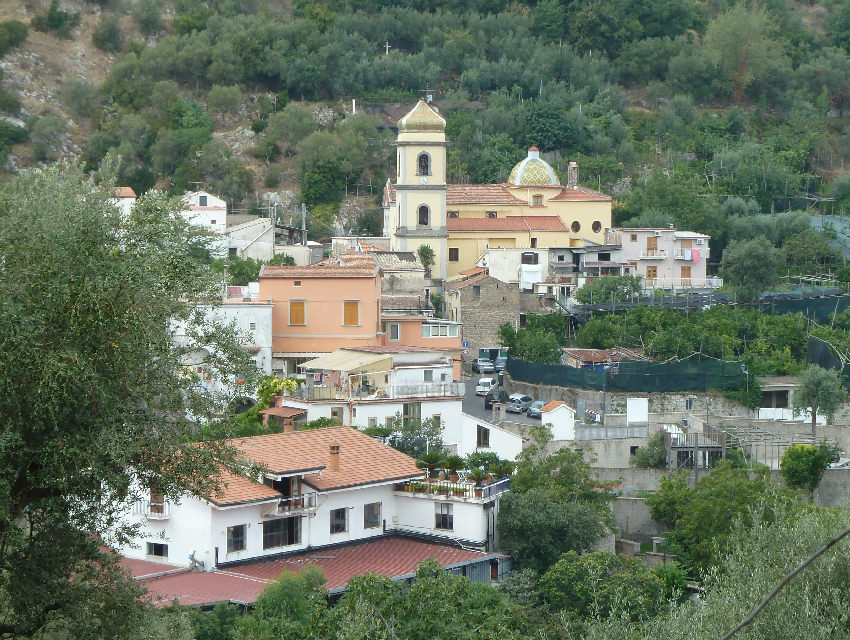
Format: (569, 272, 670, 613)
(476, 377, 496, 396)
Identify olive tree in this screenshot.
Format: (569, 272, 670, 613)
(792, 364, 846, 439)
(0, 164, 256, 636)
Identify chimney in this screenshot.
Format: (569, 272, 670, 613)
(329, 440, 340, 471)
(567, 162, 578, 188)
(283, 417, 294, 433)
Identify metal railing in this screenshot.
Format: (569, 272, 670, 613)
(578, 426, 648, 440)
(268, 492, 318, 516)
(638, 249, 667, 259)
(394, 477, 510, 500)
(642, 277, 723, 290)
(133, 500, 171, 520)
(291, 382, 464, 401)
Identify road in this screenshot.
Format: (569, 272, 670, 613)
(461, 373, 538, 426)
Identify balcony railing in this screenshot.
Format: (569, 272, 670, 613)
(642, 277, 723, 290)
(133, 500, 171, 520)
(393, 477, 510, 500)
(673, 250, 705, 260)
(265, 492, 319, 517)
(638, 249, 667, 259)
(291, 382, 465, 401)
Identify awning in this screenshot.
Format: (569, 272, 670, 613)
(300, 350, 392, 373)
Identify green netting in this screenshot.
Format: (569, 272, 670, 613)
(506, 357, 746, 393)
(760, 295, 850, 322)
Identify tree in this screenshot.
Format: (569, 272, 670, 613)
(780, 443, 837, 502)
(0, 20, 28, 57)
(92, 13, 123, 53)
(207, 85, 242, 115)
(132, 0, 162, 36)
(0, 164, 256, 636)
(498, 425, 615, 571)
(721, 238, 785, 303)
(267, 253, 295, 266)
(632, 430, 667, 468)
(792, 364, 846, 439)
(575, 274, 642, 304)
(28, 114, 67, 161)
(417, 244, 435, 276)
(61, 79, 99, 118)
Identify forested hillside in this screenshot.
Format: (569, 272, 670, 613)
(2, 0, 850, 253)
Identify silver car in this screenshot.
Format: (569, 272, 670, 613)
(526, 400, 546, 418)
(505, 393, 533, 413)
(472, 358, 495, 373)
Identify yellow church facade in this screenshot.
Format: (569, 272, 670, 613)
(382, 101, 613, 284)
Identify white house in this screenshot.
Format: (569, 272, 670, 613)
(442, 413, 523, 461)
(183, 191, 227, 233)
(113, 186, 137, 219)
(119, 426, 508, 574)
(281, 346, 465, 430)
(540, 401, 576, 441)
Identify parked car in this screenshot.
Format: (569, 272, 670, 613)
(494, 356, 508, 372)
(475, 377, 496, 396)
(505, 393, 533, 413)
(472, 358, 495, 373)
(526, 400, 546, 418)
(485, 388, 510, 409)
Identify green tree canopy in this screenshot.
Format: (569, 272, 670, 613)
(792, 364, 846, 438)
(780, 443, 837, 501)
(721, 237, 785, 303)
(575, 274, 642, 304)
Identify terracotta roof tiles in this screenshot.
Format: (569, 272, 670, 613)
(260, 263, 378, 278)
(210, 466, 283, 507)
(549, 186, 611, 202)
(446, 184, 527, 205)
(258, 407, 308, 418)
(541, 400, 564, 412)
(115, 186, 137, 198)
(446, 216, 567, 232)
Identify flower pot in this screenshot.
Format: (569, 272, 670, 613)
(474, 488, 484, 498)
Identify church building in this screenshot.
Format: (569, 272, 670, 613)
(382, 100, 613, 287)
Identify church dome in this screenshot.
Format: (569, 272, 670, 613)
(398, 100, 446, 132)
(507, 147, 560, 186)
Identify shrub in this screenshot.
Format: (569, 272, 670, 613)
(92, 14, 123, 53)
(0, 20, 28, 57)
(207, 85, 241, 114)
(61, 79, 99, 118)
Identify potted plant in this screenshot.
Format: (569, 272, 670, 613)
(443, 455, 465, 482)
(416, 450, 446, 480)
(468, 467, 485, 498)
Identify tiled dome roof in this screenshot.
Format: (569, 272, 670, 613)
(507, 147, 560, 186)
(398, 100, 446, 132)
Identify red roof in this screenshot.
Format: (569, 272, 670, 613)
(258, 406, 308, 418)
(115, 186, 137, 198)
(260, 264, 378, 278)
(134, 536, 501, 605)
(210, 466, 284, 507)
(548, 186, 611, 202)
(459, 267, 486, 276)
(507, 215, 568, 231)
(120, 557, 182, 579)
(448, 272, 491, 290)
(446, 184, 526, 205)
(541, 400, 564, 412)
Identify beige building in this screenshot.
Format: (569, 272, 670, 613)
(383, 102, 613, 288)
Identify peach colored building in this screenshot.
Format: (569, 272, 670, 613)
(259, 262, 383, 375)
(379, 315, 463, 380)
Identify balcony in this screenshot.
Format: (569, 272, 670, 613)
(642, 277, 723, 290)
(673, 251, 704, 260)
(133, 500, 171, 520)
(290, 381, 465, 401)
(638, 249, 667, 259)
(393, 477, 510, 501)
(264, 491, 319, 517)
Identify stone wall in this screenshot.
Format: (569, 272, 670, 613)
(613, 497, 668, 543)
(593, 467, 669, 491)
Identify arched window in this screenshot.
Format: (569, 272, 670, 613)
(448, 212, 459, 219)
(418, 205, 429, 226)
(417, 152, 430, 176)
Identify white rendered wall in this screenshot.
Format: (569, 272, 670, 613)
(393, 494, 490, 544)
(542, 406, 576, 440)
(443, 413, 522, 460)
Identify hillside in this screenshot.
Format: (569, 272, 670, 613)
(0, 0, 849, 251)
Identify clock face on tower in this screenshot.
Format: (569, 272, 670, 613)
(419, 176, 428, 184)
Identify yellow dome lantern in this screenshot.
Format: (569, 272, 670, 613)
(398, 100, 446, 132)
(507, 147, 560, 185)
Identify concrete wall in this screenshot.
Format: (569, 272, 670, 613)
(814, 468, 850, 507)
(593, 467, 668, 491)
(613, 497, 668, 543)
(572, 437, 649, 469)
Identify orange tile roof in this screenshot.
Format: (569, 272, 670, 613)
(446, 216, 567, 232)
(541, 400, 564, 412)
(459, 267, 486, 276)
(258, 407, 308, 418)
(448, 272, 491, 290)
(548, 186, 611, 202)
(260, 263, 378, 278)
(115, 186, 137, 198)
(446, 184, 526, 205)
(210, 466, 283, 507)
(506, 215, 568, 231)
(229, 426, 423, 492)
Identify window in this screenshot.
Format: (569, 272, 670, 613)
(210, 219, 216, 225)
(521, 252, 539, 265)
(472, 285, 481, 299)
(519, 313, 527, 328)
(227, 525, 246, 553)
(558, 254, 566, 262)
(368, 417, 377, 428)
(532, 195, 542, 206)
(402, 402, 421, 427)
(685, 397, 694, 411)
(646, 266, 658, 280)
(417, 152, 430, 175)
(630, 233, 638, 242)
(389, 322, 400, 341)
(248, 317, 257, 331)
(486, 211, 497, 218)
(435, 503, 453, 530)
(228, 247, 237, 256)
(294, 281, 301, 287)
(571, 220, 581, 233)
(263, 517, 301, 549)
(448, 248, 459, 262)
(424, 369, 433, 383)
(592, 220, 602, 233)
(630, 446, 640, 458)
(598, 252, 611, 262)
(432, 414, 441, 425)
(289, 300, 305, 325)
(531, 237, 537, 248)
(199, 195, 207, 206)
(343, 300, 360, 326)
(418, 205, 429, 226)
(330, 507, 348, 534)
(147, 542, 168, 558)
(448, 211, 459, 218)
(385, 416, 394, 429)
(364, 502, 382, 529)
(477, 424, 490, 448)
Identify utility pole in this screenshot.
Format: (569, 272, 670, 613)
(301, 203, 307, 246)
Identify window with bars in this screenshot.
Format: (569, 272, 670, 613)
(343, 300, 360, 326)
(448, 248, 459, 261)
(289, 300, 305, 325)
(435, 503, 453, 530)
(330, 508, 348, 534)
(227, 525, 246, 553)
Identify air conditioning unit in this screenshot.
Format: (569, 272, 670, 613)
(696, 239, 704, 245)
(654, 231, 662, 237)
